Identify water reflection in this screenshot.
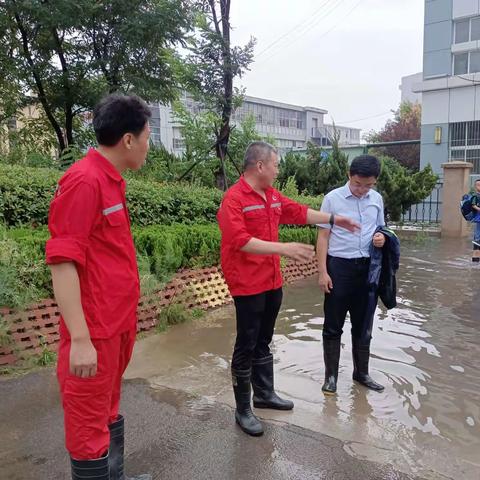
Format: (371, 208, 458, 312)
(274, 238, 479, 478)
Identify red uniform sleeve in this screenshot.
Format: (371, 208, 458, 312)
(278, 193, 308, 225)
(46, 180, 99, 267)
(217, 195, 252, 251)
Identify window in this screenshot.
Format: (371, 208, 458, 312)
(455, 19, 470, 43)
(470, 51, 480, 73)
(453, 50, 480, 75)
(454, 16, 480, 43)
(472, 18, 480, 41)
(449, 121, 480, 173)
(277, 109, 304, 129)
(173, 138, 185, 149)
(454, 53, 468, 75)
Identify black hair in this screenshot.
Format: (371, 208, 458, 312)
(93, 94, 151, 146)
(244, 141, 278, 170)
(349, 154, 381, 178)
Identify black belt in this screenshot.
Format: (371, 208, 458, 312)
(328, 255, 370, 265)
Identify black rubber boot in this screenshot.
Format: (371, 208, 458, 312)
(232, 368, 264, 436)
(71, 453, 109, 480)
(352, 339, 384, 392)
(108, 415, 152, 480)
(321, 337, 341, 395)
(472, 241, 480, 262)
(252, 355, 294, 410)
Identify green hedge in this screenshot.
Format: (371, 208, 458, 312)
(1, 224, 317, 309)
(0, 164, 321, 227)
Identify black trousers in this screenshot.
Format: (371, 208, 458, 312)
(323, 256, 376, 343)
(231, 288, 283, 371)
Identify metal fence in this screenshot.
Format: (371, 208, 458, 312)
(400, 180, 443, 224)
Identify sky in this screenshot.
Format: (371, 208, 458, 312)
(229, 0, 425, 137)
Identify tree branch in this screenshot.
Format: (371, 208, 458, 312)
(10, 1, 65, 151)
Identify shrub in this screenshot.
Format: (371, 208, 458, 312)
(0, 163, 321, 227)
(1, 223, 317, 309)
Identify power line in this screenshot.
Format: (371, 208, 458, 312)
(335, 110, 392, 125)
(256, 0, 347, 60)
(303, 0, 364, 42)
(257, 0, 364, 64)
(255, 0, 336, 57)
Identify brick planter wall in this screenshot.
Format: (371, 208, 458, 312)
(0, 260, 319, 367)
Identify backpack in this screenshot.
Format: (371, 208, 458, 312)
(460, 193, 475, 221)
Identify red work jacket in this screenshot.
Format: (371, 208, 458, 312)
(217, 176, 308, 297)
(46, 149, 140, 339)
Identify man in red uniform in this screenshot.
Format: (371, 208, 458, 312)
(46, 94, 151, 479)
(217, 141, 359, 436)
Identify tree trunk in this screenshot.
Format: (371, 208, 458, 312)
(11, 8, 66, 152)
(210, 0, 234, 191)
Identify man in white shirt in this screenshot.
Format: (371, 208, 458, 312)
(316, 155, 386, 395)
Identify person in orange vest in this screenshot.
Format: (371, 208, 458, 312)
(46, 95, 151, 479)
(217, 141, 359, 436)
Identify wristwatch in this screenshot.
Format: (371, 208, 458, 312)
(329, 213, 335, 226)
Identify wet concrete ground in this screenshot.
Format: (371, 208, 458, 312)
(1, 237, 479, 479)
(0, 369, 418, 480)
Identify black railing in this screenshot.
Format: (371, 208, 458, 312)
(400, 181, 443, 224)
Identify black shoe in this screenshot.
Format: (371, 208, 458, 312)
(108, 415, 152, 480)
(352, 339, 384, 392)
(71, 453, 109, 479)
(252, 355, 294, 410)
(321, 337, 341, 395)
(232, 368, 264, 436)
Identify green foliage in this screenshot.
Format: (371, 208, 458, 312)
(126, 145, 181, 183)
(274, 175, 323, 210)
(0, 152, 321, 228)
(126, 179, 224, 226)
(0, 0, 194, 151)
(35, 337, 57, 366)
(277, 133, 437, 223)
(0, 164, 225, 227)
(0, 226, 50, 308)
(1, 223, 318, 309)
(0, 318, 12, 347)
(279, 225, 317, 245)
(155, 303, 204, 333)
(185, 2, 255, 115)
(278, 131, 349, 195)
(133, 224, 222, 282)
(279, 176, 300, 198)
(0, 164, 60, 226)
(365, 102, 421, 171)
(377, 157, 438, 222)
(137, 253, 163, 296)
(171, 102, 249, 188)
(0, 113, 58, 167)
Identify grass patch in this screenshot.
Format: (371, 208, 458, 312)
(155, 304, 204, 333)
(0, 318, 12, 347)
(34, 337, 57, 367)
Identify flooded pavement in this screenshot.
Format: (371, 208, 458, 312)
(126, 237, 480, 480)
